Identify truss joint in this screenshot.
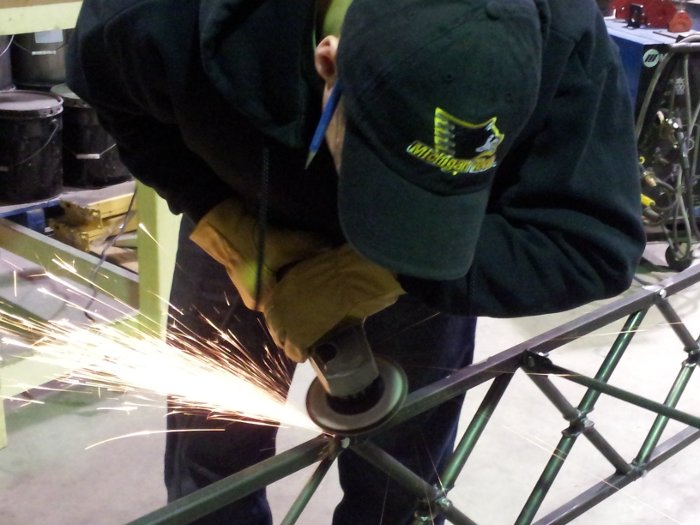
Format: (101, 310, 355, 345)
(684, 349, 700, 365)
(413, 486, 451, 524)
(629, 459, 649, 478)
(562, 414, 593, 437)
(522, 350, 551, 372)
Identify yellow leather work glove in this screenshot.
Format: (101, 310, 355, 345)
(262, 244, 405, 362)
(190, 198, 329, 310)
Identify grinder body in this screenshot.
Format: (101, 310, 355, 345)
(306, 324, 407, 435)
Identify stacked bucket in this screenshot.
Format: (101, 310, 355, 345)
(0, 30, 131, 205)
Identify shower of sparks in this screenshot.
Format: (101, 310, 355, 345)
(84, 429, 226, 450)
(0, 269, 317, 432)
(1, 312, 316, 430)
(137, 222, 159, 246)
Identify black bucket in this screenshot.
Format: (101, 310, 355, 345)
(50, 84, 132, 188)
(0, 35, 13, 91)
(11, 30, 71, 90)
(0, 90, 63, 203)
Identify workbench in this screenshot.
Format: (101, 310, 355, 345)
(0, 1, 182, 448)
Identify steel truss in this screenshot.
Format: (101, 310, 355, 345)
(130, 264, 700, 525)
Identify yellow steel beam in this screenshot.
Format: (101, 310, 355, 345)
(134, 183, 182, 337)
(0, 1, 82, 35)
(0, 218, 139, 307)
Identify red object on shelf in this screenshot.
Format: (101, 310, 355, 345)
(611, 0, 678, 28)
(611, 0, 626, 19)
(668, 9, 693, 33)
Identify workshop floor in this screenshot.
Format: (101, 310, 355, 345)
(2, 242, 700, 525)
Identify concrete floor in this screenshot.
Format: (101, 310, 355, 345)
(2, 242, 700, 525)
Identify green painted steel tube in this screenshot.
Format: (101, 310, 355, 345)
(654, 297, 700, 352)
(582, 426, 633, 475)
(527, 374, 631, 474)
(578, 309, 647, 414)
(352, 441, 440, 502)
(441, 373, 513, 491)
(531, 357, 700, 429)
(440, 501, 482, 525)
(515, 435, 577, 525)
(527, 373, 580, 422)
(533, 468, 635, 525)
(533, 426, 700, 525)
(129, 435, 329, 525)
(280, 443, 341, 525)
(393, 352, 523, 431)
(635, 362, 696, 465)
(352, 441, 479, 525)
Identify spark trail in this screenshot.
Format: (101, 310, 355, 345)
(0, 305, 316, 431)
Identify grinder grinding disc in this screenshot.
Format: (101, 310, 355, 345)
(306, 356, 407, 435)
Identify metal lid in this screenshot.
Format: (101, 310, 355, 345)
(50, 83, 90, 109)
(0, 90, 63, 118)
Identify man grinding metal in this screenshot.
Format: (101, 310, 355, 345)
(67, 0, 645, 523)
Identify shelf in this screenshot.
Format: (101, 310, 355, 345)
(0, 0, 185, 452)
(0, 1, 82, 36)
(0, 185, 182, 449)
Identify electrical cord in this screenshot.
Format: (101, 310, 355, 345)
(679, 55, 700, 242)
(253, 147, 270, 311)
(0, 35, 13, 57)
(636, 35, 700, 265)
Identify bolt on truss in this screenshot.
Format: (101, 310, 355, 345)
(129, 264, 700, 525)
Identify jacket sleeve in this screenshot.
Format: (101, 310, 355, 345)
(65, 2, 233, 221)
(400, 29, 646, 318)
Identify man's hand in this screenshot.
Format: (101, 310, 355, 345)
(190, 198, 328, 309)
(262, 244, 405, 362)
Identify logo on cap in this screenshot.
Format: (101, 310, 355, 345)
(406, 108, 503, 176)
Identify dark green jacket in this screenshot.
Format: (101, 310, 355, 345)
(67, 0, 646, 318)
(67, 0, 340, 236)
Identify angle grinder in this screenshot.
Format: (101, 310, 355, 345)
(306, 324, 407, 435)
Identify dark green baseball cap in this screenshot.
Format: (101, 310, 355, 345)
(336, 0, 543, 280)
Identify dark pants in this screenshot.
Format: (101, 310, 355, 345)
(165, 218, 476, 525)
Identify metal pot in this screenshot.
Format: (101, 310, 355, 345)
(11, 29, 73, 89)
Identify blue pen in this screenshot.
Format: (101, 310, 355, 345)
(305, 82, 343, 169)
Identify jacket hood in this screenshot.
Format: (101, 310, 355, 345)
(199, 0, 320, 148)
